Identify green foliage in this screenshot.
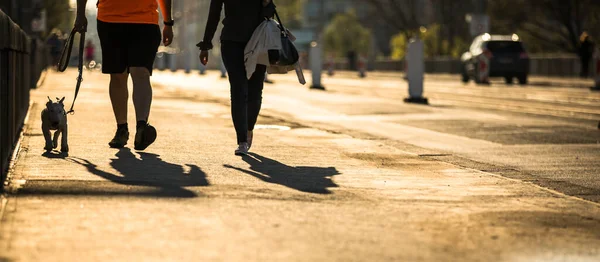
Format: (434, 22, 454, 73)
(450, 37, 469, 58)
(43, 0, 73, 36)
(421, 24, 442, 58)
(389, 24, 469, 59)
(323, 11, 372, 57)
(273, 0, 305, 29)
(389, 33, 407, 60)
(489, 0, 600, 54)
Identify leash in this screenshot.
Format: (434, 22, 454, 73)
(57, 28, 85, 115)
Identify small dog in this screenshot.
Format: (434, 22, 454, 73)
(41, 96, 68, 153)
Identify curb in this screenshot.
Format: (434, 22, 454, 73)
(0, 101, 34, 223)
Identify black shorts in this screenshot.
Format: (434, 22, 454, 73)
(97, 20, 161, 75)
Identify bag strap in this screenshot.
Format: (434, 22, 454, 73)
(57, 28, 85, 115)
(274, 10, 287, 35)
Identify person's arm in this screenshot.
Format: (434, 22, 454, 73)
(158, 0, 173, 22)
(198, 0, 224, 51)
(197, 0, 223, 65)
(74, 0, 88, 33)
(157, 0, 173, 46)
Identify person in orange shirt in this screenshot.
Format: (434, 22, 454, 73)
(74, 0, 173, 151)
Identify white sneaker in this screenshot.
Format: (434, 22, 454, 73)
(235, 142, 249, 156)
(247, 131, 253, 150)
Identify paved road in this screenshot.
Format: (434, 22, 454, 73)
(0, 69, 599, 261)
(153, 70, 600, 203)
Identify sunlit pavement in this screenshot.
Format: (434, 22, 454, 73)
(1, 69, 599, 261)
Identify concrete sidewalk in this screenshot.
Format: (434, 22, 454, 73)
(1, 69, 600, 261)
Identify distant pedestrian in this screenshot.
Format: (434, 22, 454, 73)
(74, 0, 173, 150)
(84, 40, 95, 67)
(198, 0, 276, 156)
(46, 29, 63, 70)
(579, 32, 595, 78)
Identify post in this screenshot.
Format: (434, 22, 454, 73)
(404, 37, 428, 104)
(199, 62, 207, 75)
(309, 41, 325, 90)
(310, 0, 325, 90)
(220, 55, 227, 78)
(358, 54, 366, 78)
(326, 55, 334, 76)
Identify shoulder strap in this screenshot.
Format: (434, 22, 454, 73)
(274, 9, 286, 34)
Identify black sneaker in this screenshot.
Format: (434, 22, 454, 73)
(134, 123, 157, 151)
(108, 126, 129, 148)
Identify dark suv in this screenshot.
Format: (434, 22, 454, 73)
(461, 34, 529, 85)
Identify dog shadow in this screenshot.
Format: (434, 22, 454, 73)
(69, 148, 209, 198)
(224, 153, 340, 194)
(42, 150, 69, 159)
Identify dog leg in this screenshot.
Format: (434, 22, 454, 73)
(60, 125, 69, 153)
(43, 124, 53, 151)
(52, 129, 60, 149)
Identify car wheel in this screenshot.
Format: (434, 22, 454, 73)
(504, 76, 513, 84)
(518, 74, 528, 85)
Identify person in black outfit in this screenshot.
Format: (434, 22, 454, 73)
(198, 0, 275, 156)
(579, 32, 595, 78)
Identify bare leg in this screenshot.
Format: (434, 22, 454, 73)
(52, 129, 60, 149)
(130, 67, 152, 122)
(109, 72, 129, 124)
(61, 125, 68, 152)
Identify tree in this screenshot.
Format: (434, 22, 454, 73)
(359, 0, 420, 39)
(360, 0, 473, 57)
(323, 11, 372, 57)
(489, 0, 600, 54)
(389, 24, 469, 59)
(43, 0, 73, 35)
(273, 0, 306, 29)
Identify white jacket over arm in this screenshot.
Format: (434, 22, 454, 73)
(244, 19, 282, 79)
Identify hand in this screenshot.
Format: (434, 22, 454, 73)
(163, 26, 173, 46)
(199, 50, 209, 65)
(74, 15, 88, 33)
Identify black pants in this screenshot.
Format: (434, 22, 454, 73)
(221, 41, 267, 144)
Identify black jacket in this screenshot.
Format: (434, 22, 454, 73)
(198, 0, 276, 50)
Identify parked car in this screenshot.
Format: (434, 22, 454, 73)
(461, 34, 529, 85)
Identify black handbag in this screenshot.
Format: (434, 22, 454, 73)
(272, 10, 299, 66)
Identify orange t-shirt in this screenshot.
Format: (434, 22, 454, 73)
(97, 0, 159, 24)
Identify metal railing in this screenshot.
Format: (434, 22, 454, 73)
(1, 10, 49, 190)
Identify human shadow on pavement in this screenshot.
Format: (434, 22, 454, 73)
(69, 148, 208, 198)
(42, 151, 68, 159)
(224, 153, 340, 194)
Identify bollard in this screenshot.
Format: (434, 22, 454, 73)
(220, 55, 227, 78)
(309, 41, 325, 90)
(168, 54, 177, 72)
(358, 55, 367, 78)
(199, 63, 207, 75)
(404, 38, 428, 104)
(326, 55, 335, 76)
(592, 49, 600, 91)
